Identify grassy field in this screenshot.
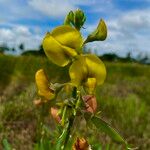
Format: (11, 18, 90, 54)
(0, 54, 150, 150)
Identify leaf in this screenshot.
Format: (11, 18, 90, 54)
(91, 116, 127, 144)
(2, 139, 12, 150)
(56, 124, 68, 150)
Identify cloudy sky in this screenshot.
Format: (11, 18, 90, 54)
(0, 0, 150, 56)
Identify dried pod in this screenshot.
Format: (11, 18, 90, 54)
(82, 95, 97, 113)
(73, 137, 89, 150)
(50, 107, 61, 123)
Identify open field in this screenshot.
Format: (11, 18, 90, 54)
(0, 54, 150, 150)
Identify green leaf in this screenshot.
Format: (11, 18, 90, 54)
(91, 116, 127, 144)
(2, 139, 12, 150)
(84, 19, 107, 43)
(56, 124, 68, 150)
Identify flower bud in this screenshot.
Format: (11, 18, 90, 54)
(85, 19, 107, 43)
(64, 11, 74, 25)
(74, 9, 86, 30)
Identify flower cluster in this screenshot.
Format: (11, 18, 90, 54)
(35, 10, 107, 103)
(34, 9, 109, 149)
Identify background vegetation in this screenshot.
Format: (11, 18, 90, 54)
(0, 54, 150, 150)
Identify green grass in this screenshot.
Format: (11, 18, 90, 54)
(0, 54, 150, 149)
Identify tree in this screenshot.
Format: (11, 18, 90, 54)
(19, 43, 25, 51)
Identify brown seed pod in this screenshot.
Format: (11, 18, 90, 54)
(50, 107, 61, 123)
(73, 137, 89, 150)
(82, 95, 97, 113)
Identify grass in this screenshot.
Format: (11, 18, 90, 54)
(0, 54, 150, 149)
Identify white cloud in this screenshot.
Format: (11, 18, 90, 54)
(28, 0, 75, 18)
(0, 25, 42, 51)
(28, 0, 96, 18)
(85, 9, 150, 57)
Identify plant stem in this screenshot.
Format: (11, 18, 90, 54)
(63, 116, 74, 150)
(62, 87, 80, 150)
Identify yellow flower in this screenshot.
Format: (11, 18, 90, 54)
(43, 25, 83, 67)
(35, 69, 55, 100)
(69, 54, 106, 93)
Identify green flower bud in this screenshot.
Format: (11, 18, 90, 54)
(64, 9, 86, 30)
(74, 9, 86, 30)
(84, 19, 107, 44)
(64, 11, 74, 25)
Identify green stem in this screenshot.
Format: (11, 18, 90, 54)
(63, 116, 74, 150)
(62, 87, 80, 150)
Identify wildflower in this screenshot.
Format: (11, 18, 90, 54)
(43, 25, 83, 66)
(35, 69, 55, 101)
(69, 54, 106, 94)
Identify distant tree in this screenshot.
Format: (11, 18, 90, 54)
(11, 47, 15, 52)
(38, 44, 45, 55)
(101, 53, 119, 61)
(0, 43, 9, 53)
(19, 43, 25, 51)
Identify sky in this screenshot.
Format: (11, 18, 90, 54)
(0, 0, 150, 57)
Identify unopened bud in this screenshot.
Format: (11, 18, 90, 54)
(74, 9, 86, 30)
(84, 19, 107, 43)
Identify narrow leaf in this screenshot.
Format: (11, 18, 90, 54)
(91, 116, 127, 144)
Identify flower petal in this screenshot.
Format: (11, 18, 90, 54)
(85, 54, 106, 85)
(69, 56, 88, 87)
(51, 25, 83, 50)
(43, 33, 71, 66)
(35, 69, 55, 100)
(84, 78, 97, 94)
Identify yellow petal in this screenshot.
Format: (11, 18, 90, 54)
(43, 33, 71, 67)
(85, 54, 106, 85)
(69, 54, 106, 87)
(69, 56, 88, 87)
(51, 25, 83, 50)
(84, 78, 97, 94)
(35, 69, 55, 100)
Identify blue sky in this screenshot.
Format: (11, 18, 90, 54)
(0, 0, 150, 57)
